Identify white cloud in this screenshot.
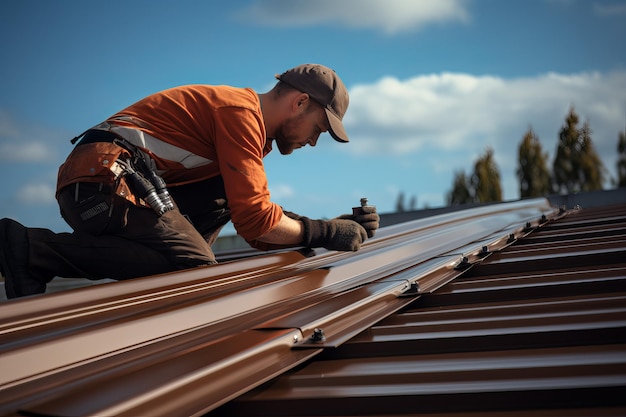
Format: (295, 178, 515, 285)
(0, 142, 52, 162)
(235, 0, 469, 34)
(16, 183, 56, 205)
(341, 70, 626, 198)
(593, 2, 626, 16)
(344, 70, 626, 160)
(269, 184, 295, 199)
(0, 110, 62, 162)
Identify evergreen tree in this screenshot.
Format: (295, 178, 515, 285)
(552, 107, 580, 194)
(517, 128, 551, 198)
(447, 170, 473, 205)
(617, 129, 626, 187)
(578, 121, 604, 191)
(471, 147, 503, 203)
(395, 191, 405, 212)
(552, 106, 605, 194)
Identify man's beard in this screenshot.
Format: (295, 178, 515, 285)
(273, 119, 301, 155)
(274, 131, 294, 155)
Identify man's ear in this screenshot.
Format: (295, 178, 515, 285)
(293, 93, 310, 111)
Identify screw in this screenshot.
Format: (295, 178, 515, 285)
(354, 198, 371, 216)
(455, 256, 470, 270)
(311, 328, 326, 342)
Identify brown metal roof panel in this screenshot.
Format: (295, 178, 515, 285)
(0, 199, 554, 334)
(0, 250, 309, 336)
(505, 234, 626, 255)
(430, 265, 626, 301)
(214, 344, 626, 416)
(15, 328, 318, 417)
(320, 294, 626, 358)
(407, 264, 626, 315)
(214, 203, 626, 416)
(0, 198, 603, 416)
(381, 293, 626, 329)
(225, 344, 626, 392)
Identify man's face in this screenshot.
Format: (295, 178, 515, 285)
(274, 100, 329, 155)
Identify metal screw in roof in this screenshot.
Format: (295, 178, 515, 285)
(455, 256, 471, 270)
(524, 221, 533, 232)
(311, 328, 326, 342)
(404, 281, 419, 294)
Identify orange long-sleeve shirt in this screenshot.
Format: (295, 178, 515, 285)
(57, 85, 283, 241)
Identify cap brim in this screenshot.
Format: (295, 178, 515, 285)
(325, 108, 349, 143)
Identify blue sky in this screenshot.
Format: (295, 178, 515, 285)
(1, 0, 625, 237)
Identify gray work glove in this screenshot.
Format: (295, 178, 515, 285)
(337, 205, 379, 238)
(300, 216, 367, 251)
(246, 210, 370, 252)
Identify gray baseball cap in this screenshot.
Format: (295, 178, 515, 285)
(276, 64, 350, 143)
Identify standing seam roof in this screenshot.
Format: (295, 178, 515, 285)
(213, 203, 626, 416)
(1, 198, 624, 416)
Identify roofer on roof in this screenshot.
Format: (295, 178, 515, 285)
(0, 63, 379, 299)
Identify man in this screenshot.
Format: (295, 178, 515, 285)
(0, 63, 379, 299)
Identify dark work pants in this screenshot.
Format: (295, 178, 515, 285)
(27, 178, 230, 283)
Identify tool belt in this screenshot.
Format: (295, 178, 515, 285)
(61, 129, 175, 216)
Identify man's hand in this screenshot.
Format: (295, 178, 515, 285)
(320, 218, 367, 251)
(337, 205, 379, 238)
(249, 210, 376, 252)
(297, 216, 366, 251)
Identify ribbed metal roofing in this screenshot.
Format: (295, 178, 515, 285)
(1, 197, 624, 416)
(213, 202, 626, 416)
